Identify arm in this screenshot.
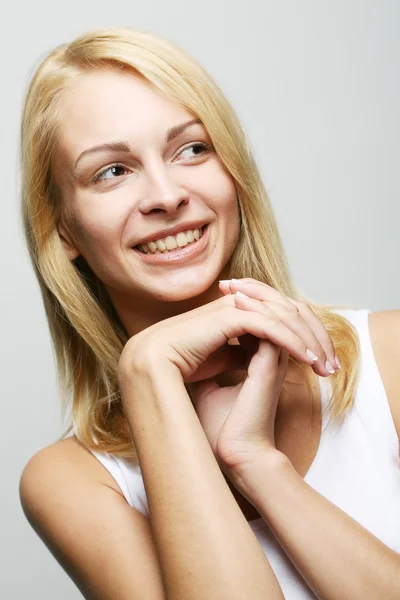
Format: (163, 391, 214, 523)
(20, 285, 325, 600)
(20, 437, 167, 600)
(228, 309, 400, 600)
(236, 454, 399, 600)
(119, 357, 284, 600)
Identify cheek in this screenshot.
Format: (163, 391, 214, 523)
(72, 200, 124, 251)
(217, 176, 240, 228)
(199, 163, 238, 213)
(65, 211, 124, 280)
(220, 183, 241, 247)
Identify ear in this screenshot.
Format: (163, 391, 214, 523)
(57, 220, 80, 261)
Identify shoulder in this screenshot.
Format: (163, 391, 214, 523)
(367, 310, 400, 439)
(19, 437, 164, 598)
(19, 436, 126, 544)
(20, 436, 124, 507)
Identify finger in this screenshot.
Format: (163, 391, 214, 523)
(231, 292, 336, 377)
(229, 279, 286, 305)
(264, 299, 338, 373)
(259, 300, 337, 376)
(218, 279, 232, 295)
(219, 300, 314, 367)
(290, 300, 340, 370)
(277, 346, 289, 372)
(219, 339, 283, 448)
(228, 280, 339, 373)
(253, 339, 288, 388)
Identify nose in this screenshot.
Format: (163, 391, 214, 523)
(138, 164, 190, 215)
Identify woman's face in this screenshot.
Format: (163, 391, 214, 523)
(56, 68, 240, 316)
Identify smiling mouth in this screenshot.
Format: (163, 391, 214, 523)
(135, 225, 207, 255)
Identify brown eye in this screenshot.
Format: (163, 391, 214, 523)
(94, 164, 128, 182)
(179, 142, 211, 160)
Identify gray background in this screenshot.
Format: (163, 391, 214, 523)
(1, 1, 399, 598)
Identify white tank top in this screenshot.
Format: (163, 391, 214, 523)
(89, 309, 400, 598)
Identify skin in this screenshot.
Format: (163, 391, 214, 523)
(55, 66, 338, 512)
(20, 66, 400, 600)
(56, 68, 241, 335)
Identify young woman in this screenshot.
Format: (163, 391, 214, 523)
(19, 27, 400, 600)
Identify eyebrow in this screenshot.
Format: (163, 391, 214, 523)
(72, 118, 202, 174)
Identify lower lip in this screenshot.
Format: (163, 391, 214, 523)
(132, 225, 210, 265)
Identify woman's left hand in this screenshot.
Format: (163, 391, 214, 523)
(190, 278, 339, 479)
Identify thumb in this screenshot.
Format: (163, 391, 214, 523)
(221, 339, 283, 440)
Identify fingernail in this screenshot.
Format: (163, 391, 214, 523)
(335, 355, 342, 370)
(306, 348, 318, 362)
(219, 280, 231, 284)
(235, 291, 250, 299)
(325, 360, 336, 374)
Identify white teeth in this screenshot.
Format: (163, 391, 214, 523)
(165, 236, 178, 250)
(148, 241, 157, 252)
(176, 232, 187, 247)
(156, 239, 166, 251)
(138, 227, 204, 254)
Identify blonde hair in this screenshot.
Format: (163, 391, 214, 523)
(20, 27, 360, 459)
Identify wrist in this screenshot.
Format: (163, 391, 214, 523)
(225, 449, 293, 498)
(118, 345, 182, 405)
(119, 337, 180, 387)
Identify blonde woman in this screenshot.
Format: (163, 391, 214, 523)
(19, 27, 400, 600)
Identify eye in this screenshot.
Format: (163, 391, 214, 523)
(93, 164, 129, 183)
(178, 142, 211, 160)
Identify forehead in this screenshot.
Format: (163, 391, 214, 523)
(57, 68, 195, 159)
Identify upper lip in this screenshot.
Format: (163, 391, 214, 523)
(133, 221, 208, 247)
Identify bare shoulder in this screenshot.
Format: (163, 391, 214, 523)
(368, 309, 400, 440)
(20, 437, 165, 600)
(20, 436, 126, 500)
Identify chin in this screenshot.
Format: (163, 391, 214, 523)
(150, 273, 219, 304)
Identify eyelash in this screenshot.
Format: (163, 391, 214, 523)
(92, 142, 212, 184)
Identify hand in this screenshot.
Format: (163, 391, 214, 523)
(119, 277, 339, 474)
(189, 278, 340, 477)
(119, 279, 337, 385)
(189, 335, 289, 477)
(219, 278, 340, 377)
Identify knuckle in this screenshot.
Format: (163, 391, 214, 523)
(285, 302, 300, 315)
(295, 300, 310, 311)
(290, 330, 302, 348)
(278, 303, 302, 320)
(266, 316, 280, 328)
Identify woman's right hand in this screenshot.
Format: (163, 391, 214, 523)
(118, 281, 336, 385)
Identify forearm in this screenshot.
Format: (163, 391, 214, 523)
(236, 453, 400, 600)
(119, 363, 284, 600)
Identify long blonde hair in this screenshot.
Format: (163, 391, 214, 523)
(20, 27, 360, 459)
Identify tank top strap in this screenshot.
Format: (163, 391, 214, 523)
(334, 308, 399, 459)
(70, 425, 149, 517)
(90, 450, 149, 517)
